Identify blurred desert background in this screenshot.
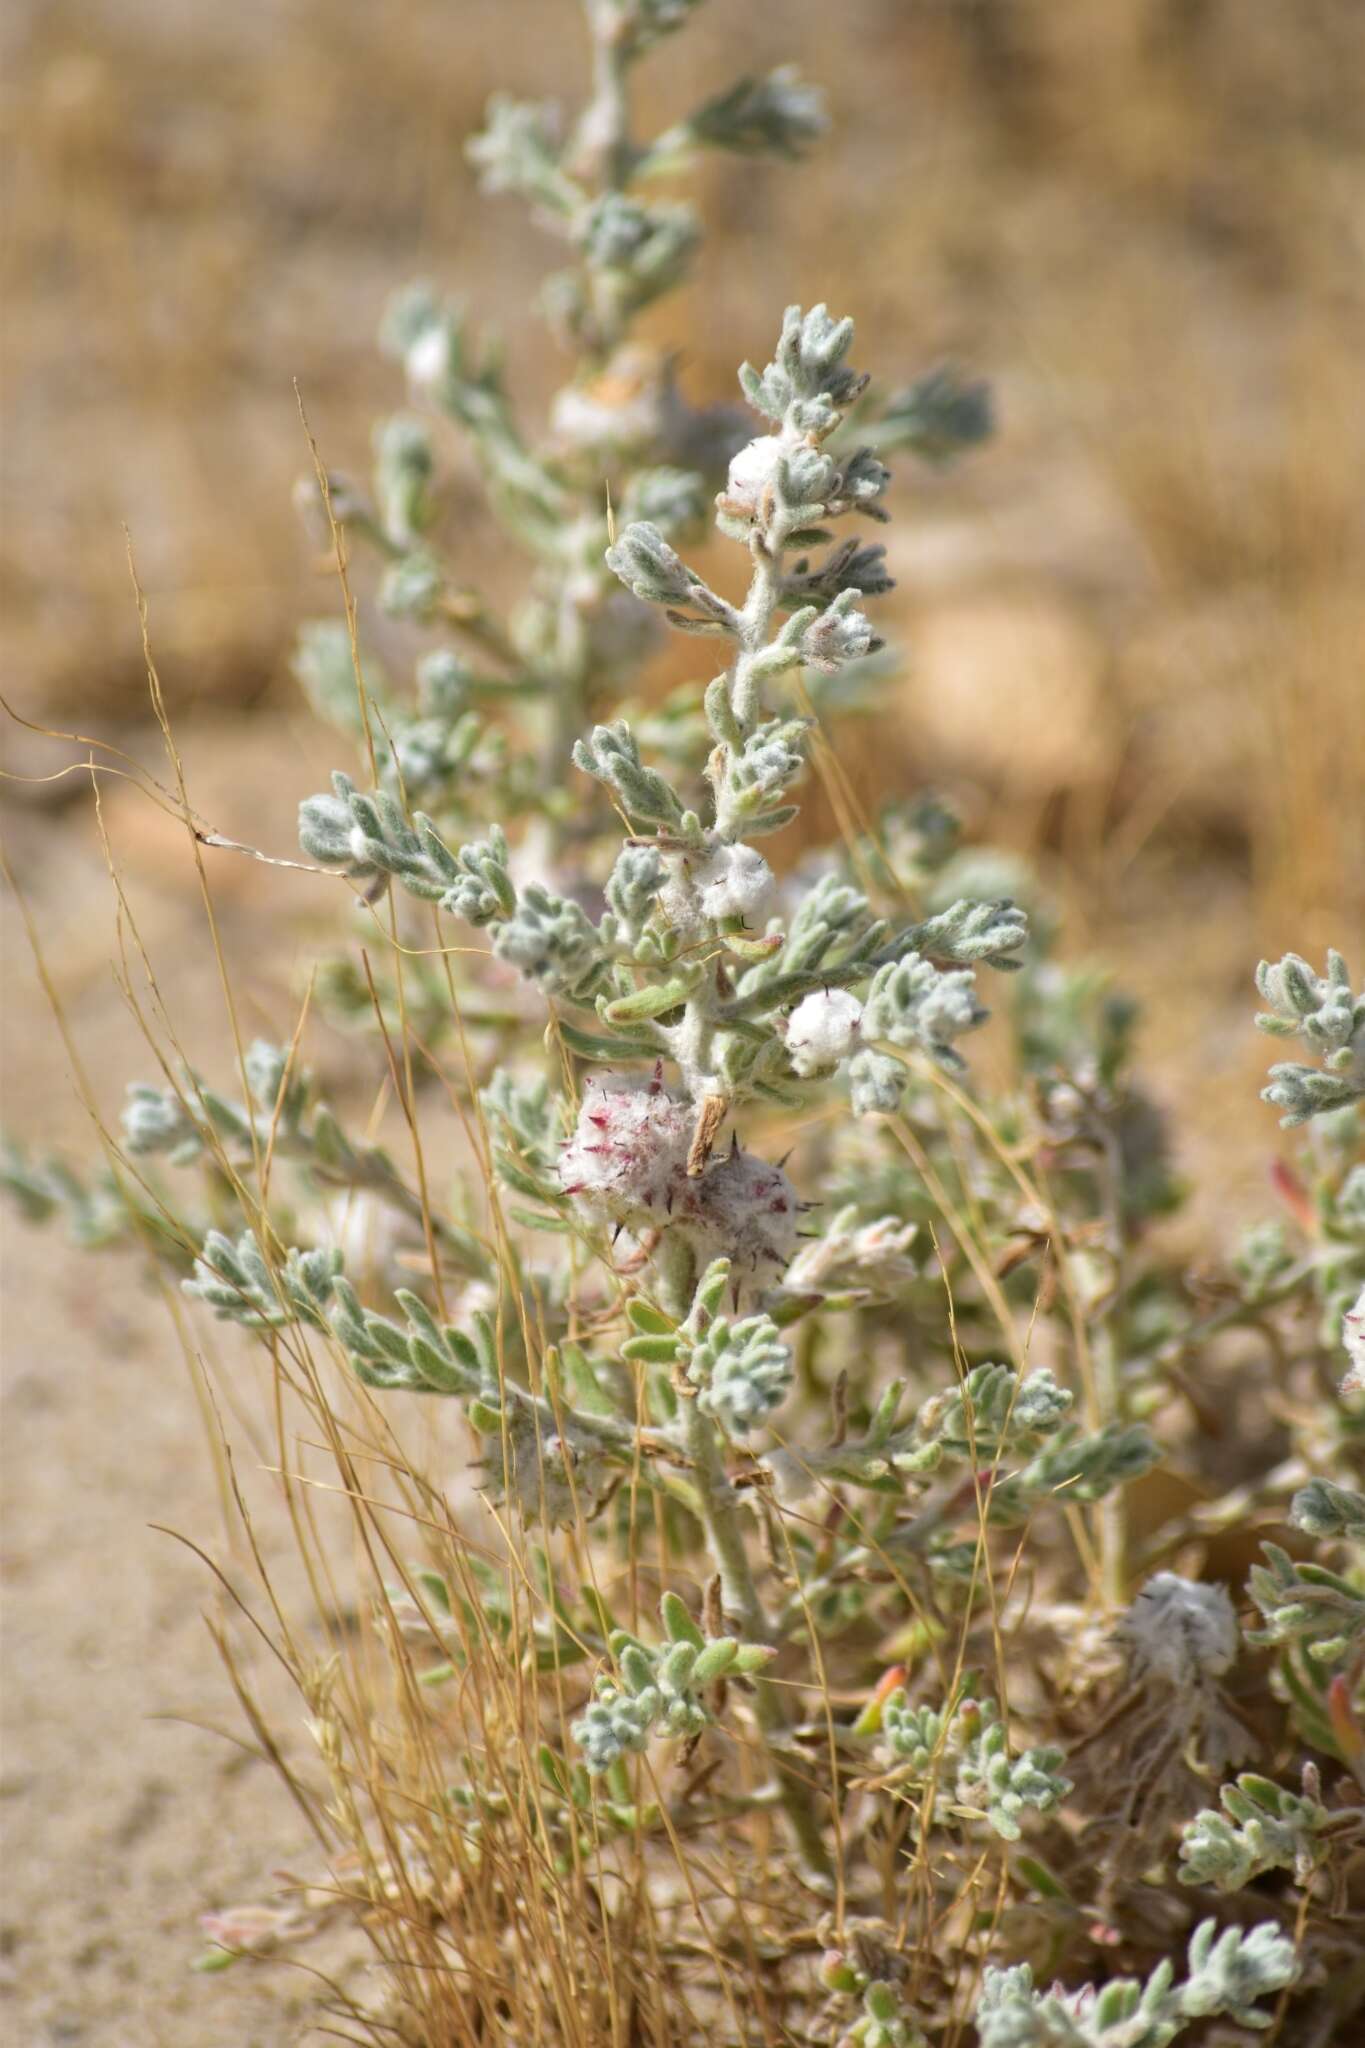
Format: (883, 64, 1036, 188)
(3, 1, 1364, 2040)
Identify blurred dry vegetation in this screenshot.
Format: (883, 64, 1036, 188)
(2, 1, 1364, 2032)
(6, 0, 1364, 1154)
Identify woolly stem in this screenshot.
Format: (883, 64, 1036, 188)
(657, 1228, 831, 1878)
(731, 537, 786, 732)
(1092, 1125, 1130, 1608)
(584, 0, 633, 196)
(680, 1392, 832, 1879)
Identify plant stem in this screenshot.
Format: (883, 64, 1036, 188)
(679, 1394, 767, 1640)
(585, 2, 633, 196)
(1092, 1125, 1129, 1607)
(656, 1232, 832, 1879)
(681, 1394, 833, 1880)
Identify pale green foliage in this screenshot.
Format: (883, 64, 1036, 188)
(1178, 1773, 1334, 1891)
(861, 952, 987, 1072)
(674, 67, 826, 160)
(329, 1280, 483, 1395)
(437, 827, 516, 924)
(1233, 1219, 1294, 1302)
(1291, 1476, 1365, 1541)
(870, 364, 993, 465)
(573, 718, 689, 829)
(880, 1690, 1070, 1841)
(759, 1357, 1152, 1520)
(685, 1310, 793, 1435)
(974, 1920, 1297, 2046)
(1, 1138, 183, 1257)
(621, 1259, 793, 1436)
(1247, 1541, 1365, 1664)
(602, 843, 668, 946)
(184, 1230, 341, 1330)
(481, 1071, 563, 1204)
(576, 193, 699, 320)
(299, 772, 454, 896)
(1256, 949, 1365, 1124)
(373, 414, 434, 548)
(914, 895, 1030, 971)
(492, 883, 605, 996)
(983, 1423, 1160, 1527)
(122, 1081, 207, 1164)
(739, 302, 868, 435)
(571, 1594, 772, 1772)
(838, 1979, 922, 2048)
(818, 1949, 926, 2046)
(327, 1284, 642, 1524)
(123, 1041, 305, 1162)
(914, 1362, 1072, 1464)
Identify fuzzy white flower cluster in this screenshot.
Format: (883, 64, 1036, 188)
(784, 1204, 916, 1292)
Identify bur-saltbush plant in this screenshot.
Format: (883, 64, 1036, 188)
(8, 1, 1364, 2042)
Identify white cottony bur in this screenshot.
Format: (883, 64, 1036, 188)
(550, 360, 663, 453)
(322, 1193, 402, 1281)
(406, 324, 451, 392)
(1343, 1282, 1365, 1396)
(785, 987, 862, 1076)
(723, 433, 786, 514)
(695, 842, 774, 923)
(1119, 1572, 1240, 1687)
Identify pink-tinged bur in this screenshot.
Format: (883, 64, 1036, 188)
(1327, 1673, 1365, 1765)
(818, 1948, 862, 1994)
(1269, 1156, 1315, 1233)
(851, 1663, 907, 1737)
(558, 1072, 800, 1279)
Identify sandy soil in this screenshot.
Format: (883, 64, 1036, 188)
(1, 719, 358, 2044)
(3, 1221, 324, 2046)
